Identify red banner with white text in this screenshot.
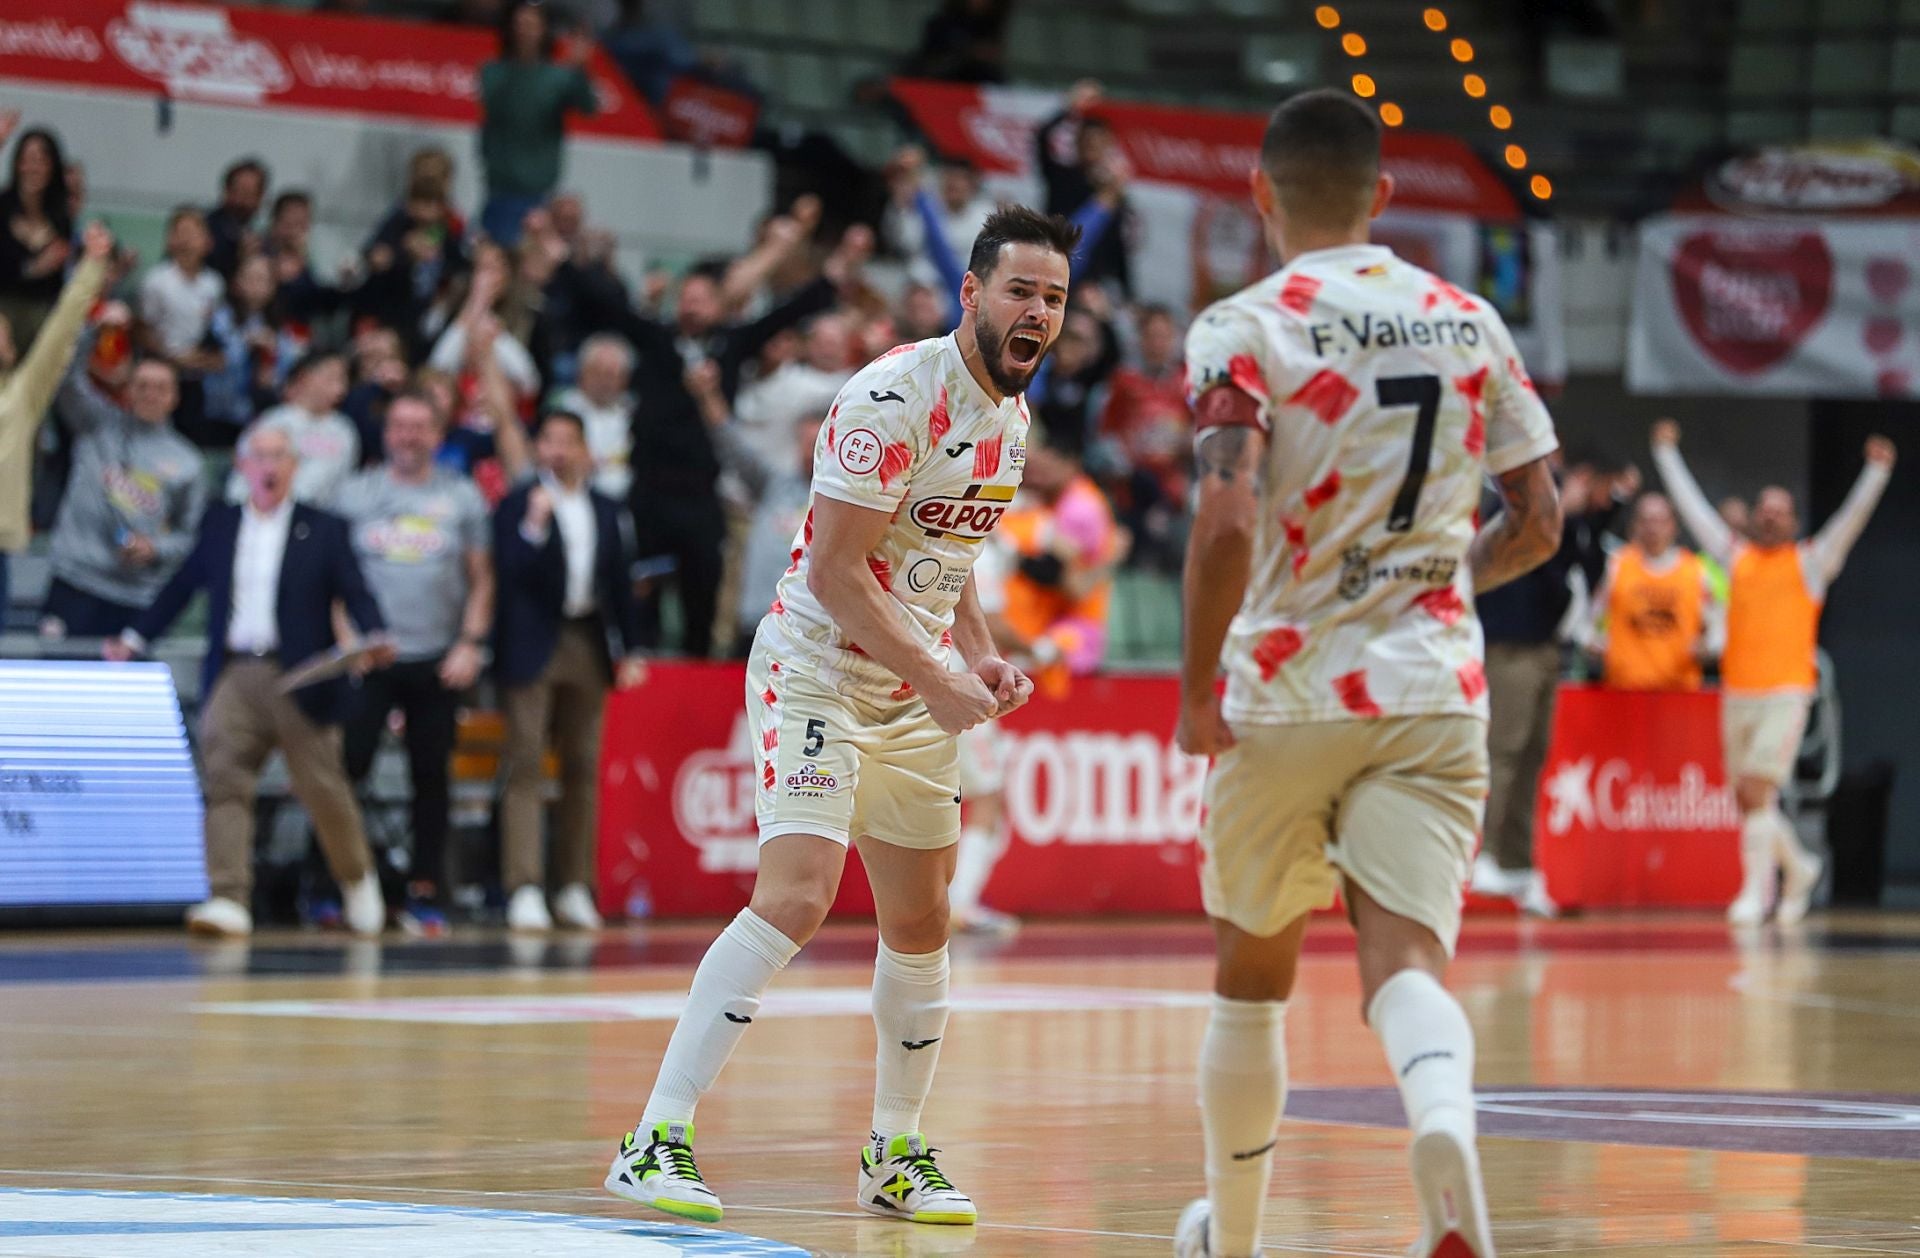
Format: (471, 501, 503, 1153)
(0, 0, 658, 139)
(888, 77, 1521, 219)
(596, 663, 1209, 920)
(1534, 686, 1743, 909)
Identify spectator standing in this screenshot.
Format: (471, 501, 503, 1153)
(553, 332, 636, 499)
(264, 190, 343, 332)
(492, 409, 647, 932)
(1587, 492, 1716, 691)
(1036, 82, 1135, 295)
(138, 206, 224, 439)
(883, 147, 992, 292)
(569, 224, 869, 656)
(0, 222, 111, 617)
(205, 158, 269, 282)
(1652, 421, 1895, 925)
(203, 253, 298, 436)
(688, 359, 818, 655)
(108, 423, 395, 939)
(1472, 461, 1620, 916)
(1098, 303, 1190, 568)
(45, 349, 207, 638)
(0, 120, 76, 354)
(246, 351, 359, 505)
(334, 390, 493, 933)
(359, 154, 469, 340)
(478, 0, 598, 246)
(729, 311, 852, 479)
(903, 0, 1011, 82)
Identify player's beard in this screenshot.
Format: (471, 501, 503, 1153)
(972, 307, 1050, 399)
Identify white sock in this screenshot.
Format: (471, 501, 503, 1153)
(1766, 804, 1806, 866)
(1368, 969, 1477, 1140)
(870, 941, 951, 1139)
(641, 909, 799, 1126)
(1200, 995, 1287, 1258)
(948, 824, 1006, 916)
(1738, 811, 1778, 902)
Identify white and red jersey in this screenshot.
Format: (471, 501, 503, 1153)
(760, 335, 1031, 705)
(1186, 243, 1558, 726)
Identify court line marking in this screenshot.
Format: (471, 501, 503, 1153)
(0, 1170, 1401, 1256)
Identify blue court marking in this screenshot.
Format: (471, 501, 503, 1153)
(0, 1188, 813, 1255)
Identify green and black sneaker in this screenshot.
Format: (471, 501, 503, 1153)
(605, 1120, 723, 1222)
(857, 1131, 977, 1225)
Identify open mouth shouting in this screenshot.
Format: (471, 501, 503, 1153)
(1005, 325, 1047, 369)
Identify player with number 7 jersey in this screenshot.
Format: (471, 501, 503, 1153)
(1172, 90, 1563, 1258)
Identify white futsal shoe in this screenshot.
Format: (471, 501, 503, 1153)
(1407, 1109, 1495, 1258)
(1775, 848, 1824, 925)
(185, 897, 252, 938)
(857, 1132, 976, 1225)
(506, 884, 553, 932)
(552, 883, 604, 930)
(605, 1120, 724, 1223)
(342, 872, 385, 938)
(1173, 1198, 1217, 1256)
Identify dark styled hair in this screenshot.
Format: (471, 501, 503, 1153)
(535, 408, 587, 439)
(271, 190, 312, 220)
(286, 348, 343, 384)
(965, 204, 1082, 281)
(1259, 88, 1382, 227)
(222, 158, 269, 194)
(1, 128, 73, 241)
(499, 0, 557, 60)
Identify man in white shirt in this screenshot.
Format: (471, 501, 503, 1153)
(553, 332, 636, 500)
(109, 423, 397, 939)
(491, 410, 647, 933)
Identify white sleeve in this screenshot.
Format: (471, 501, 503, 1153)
(493, 333, 539, 396)
(1808, 460, 1891, 584)
(1584, 554, 1618, 650)
(1650, 443, 1734, 564)
(1481, 316, 1559, 476)
(1184, 302, 1275, 432)
(427, 324, 468, 376)
(809, 371, 926, 513)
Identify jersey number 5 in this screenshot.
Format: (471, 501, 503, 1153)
(1377, 374, 1441, 533)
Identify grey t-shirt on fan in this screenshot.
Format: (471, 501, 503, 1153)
(333, 467, 489, 662)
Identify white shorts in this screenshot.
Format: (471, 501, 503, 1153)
(1721, 692, 1810, 786)
(957, 721, 1007, 797)
(1199, 716, 1488, 956)
(746, 637, 961, 850)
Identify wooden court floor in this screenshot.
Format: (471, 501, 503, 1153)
(3, 913, 1920, 1256)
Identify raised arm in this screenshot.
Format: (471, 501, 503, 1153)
(15, 229, 111, 428)
(1808, 436, 1895, 583)
(1649, 420, 1733, 564)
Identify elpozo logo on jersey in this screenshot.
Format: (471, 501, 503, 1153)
(911, 483, 1015, 542)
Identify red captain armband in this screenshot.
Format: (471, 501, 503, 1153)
(1193, 383, 1265, 433)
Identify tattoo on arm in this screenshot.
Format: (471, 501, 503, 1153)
(1470, 459, 1562, 595)
(1196, 426, 1258, 488)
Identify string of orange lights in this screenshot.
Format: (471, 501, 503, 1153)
(1314, 4, 1551, 202)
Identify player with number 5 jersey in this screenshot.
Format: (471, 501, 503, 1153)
(1173, 91, 1564, 1258)
(607, 206, 1083, 1232)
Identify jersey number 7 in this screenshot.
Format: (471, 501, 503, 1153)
(1377, 374, 1441, 534)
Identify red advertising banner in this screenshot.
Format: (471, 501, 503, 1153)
(596, 663, 1209, 920)
(660, 74, 758, 150)
(1534, 686, 1743, 909)
(888, 77, 1520, 220)
(0, 0, 658, 139)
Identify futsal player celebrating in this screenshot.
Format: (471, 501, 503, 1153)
(1175, 90, 1563, 1258)
(1651, 420, 1894, 925)
(606, 206, 1080, 1227)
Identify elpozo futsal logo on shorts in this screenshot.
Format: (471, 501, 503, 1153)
(784, 763, 840, 797)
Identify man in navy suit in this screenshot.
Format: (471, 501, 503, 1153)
(109, 423, 396, 938)
(494, 409, 647, 932)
